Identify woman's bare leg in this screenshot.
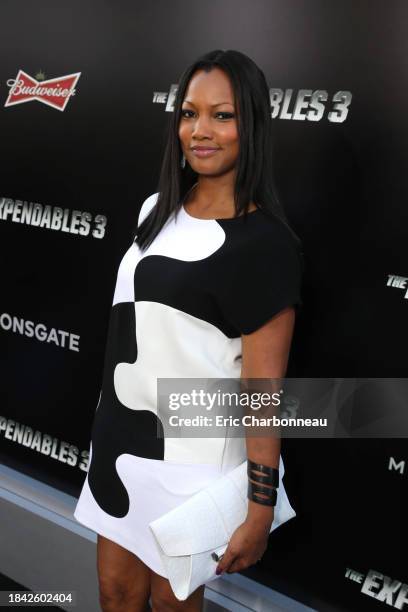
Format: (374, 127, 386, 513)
(97, 534, 151, 612)
(150, 569, 205, 611)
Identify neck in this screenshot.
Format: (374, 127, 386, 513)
(190, 172, 236, 214)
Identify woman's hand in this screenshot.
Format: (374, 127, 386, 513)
(215, 514, 273, 575)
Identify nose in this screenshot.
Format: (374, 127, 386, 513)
(190, 114, 213, 139)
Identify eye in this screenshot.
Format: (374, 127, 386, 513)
(215, 112, 235, 120)
(181, 109, 195, 118)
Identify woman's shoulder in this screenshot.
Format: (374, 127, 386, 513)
(246, 209, 304, 274)
(137, 192, 159, 227)
(248, 208, 302, 250)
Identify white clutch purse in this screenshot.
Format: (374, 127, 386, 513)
(148, 455, 296, 601)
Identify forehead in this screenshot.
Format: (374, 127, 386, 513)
(183, 68, 235, 106)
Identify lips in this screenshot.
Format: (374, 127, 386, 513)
(190, 146, 220, 158)
(191, 146, 220, 151)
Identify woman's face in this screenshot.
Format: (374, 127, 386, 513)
(178, 67, 239, 177)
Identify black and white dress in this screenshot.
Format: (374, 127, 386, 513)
(74, 190, 303, 577)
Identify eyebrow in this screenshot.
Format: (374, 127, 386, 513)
(182, 100, 234, 107)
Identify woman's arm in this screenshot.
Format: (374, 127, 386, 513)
(215, 305, 297, 575)
(241, 305, 296, 529)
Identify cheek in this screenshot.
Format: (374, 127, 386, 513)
(178, 124, 188, 143)
(220, 125, 239, 148)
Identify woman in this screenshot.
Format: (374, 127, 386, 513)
(74, 49, 303, 612)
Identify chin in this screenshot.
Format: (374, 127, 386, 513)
(198, 168, 229, 179)
(190, 161, 226, 173)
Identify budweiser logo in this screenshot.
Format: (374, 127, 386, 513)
(5, 70, 81, 111)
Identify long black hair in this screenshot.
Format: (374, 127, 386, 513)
(135, 48, 300, 251)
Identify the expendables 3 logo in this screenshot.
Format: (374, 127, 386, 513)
(387, 274, 408, 301)
(346, 568, 408, 610)
(0, 196, 107, 238)
(153, 84, 352, 123)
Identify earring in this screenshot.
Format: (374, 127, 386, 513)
(181, 153, 186, 169)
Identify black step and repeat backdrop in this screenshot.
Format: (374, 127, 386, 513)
(1, 1, 407, 610)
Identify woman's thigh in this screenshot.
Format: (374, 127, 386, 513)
(97, 534, 151, 611)
(150, 569, 205, 612)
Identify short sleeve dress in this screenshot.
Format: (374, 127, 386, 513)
(73, 191, 304, 577)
